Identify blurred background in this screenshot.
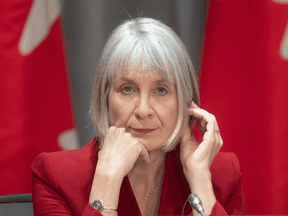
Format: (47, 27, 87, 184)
(1, 0, 288, 215)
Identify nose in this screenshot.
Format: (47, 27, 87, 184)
(134, 94, 153, 120)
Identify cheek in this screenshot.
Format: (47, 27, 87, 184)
(156, 97, 178, 128)
(108, 93, 132, 127)
(163, 95, 178, 115)
(166, 107, 178, 129)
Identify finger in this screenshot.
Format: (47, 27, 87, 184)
(190, 101, 200, 109)
(191, 108, 217, 150)
(180, 123, 199, 154)
(206, 117, 223, 165)
(213, 119, 222, 147)
(214, 119, 220, 132)
(189, 107, 223, 167)
(212, 128, 220, 155)
(189, 108, 212, 134)
(189, 108, 218, 129)
(214, 121, 223, 152)
(139, 144, 151, 165)
(209, 133, 223, 167)
(189, 107, 220, 146)
(188, 110, 206, 134)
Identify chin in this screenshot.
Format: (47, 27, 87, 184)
(143, 141, 166, 152)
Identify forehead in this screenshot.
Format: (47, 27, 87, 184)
(121, 71, 164, 82)
(112, 69, 175, 85)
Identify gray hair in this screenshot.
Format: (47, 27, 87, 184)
(90, 17, 200, 152)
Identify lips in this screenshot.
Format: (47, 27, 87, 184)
(134, 128, 156, 134)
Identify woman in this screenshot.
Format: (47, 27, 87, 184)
(32, 17, 245, 215)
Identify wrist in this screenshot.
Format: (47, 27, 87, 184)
(184, 167, 211, 180)
(186, 170, 216, 216)
(95, 162, 125, 180)
(184, 169, 211, 189)
(89, 199, 117, 211)
(89, 165, 123, 206)
(95, 160, 125, 179)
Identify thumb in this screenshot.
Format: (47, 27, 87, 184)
(180, 123, 194, 146)
(139, 145, 151, 165)
(180, 123, 198, 156)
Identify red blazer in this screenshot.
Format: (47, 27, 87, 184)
(31, 137, 245, 215)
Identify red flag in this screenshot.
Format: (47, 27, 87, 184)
(200, 0, 288, 214)
(0, 0, 78, 196)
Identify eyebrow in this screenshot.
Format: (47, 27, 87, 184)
(119, 77, 171, 85)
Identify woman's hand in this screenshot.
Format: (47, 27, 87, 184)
(89, 126, 151, 211)
(180, 102, 223, 175)
(180, 102, 223, 215)
(97, 126, 151, 179)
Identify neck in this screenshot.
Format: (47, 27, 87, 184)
(128, 148, 166, 184)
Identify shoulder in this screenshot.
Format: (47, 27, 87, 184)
(32, 137, 97, 170)
(31, 138, 99, 214)
(31, 137, 98, 190)
(210, 152, 242, 204)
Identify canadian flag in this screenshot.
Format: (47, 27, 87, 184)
(0, 0, 78, 195)
(200, 0, 288, 214)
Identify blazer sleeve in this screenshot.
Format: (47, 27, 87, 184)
(209, 152, 246, 215)
(31, 152, 103, 216)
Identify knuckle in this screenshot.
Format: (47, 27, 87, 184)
(107, 127, 113, 135)
(137, 144, 144, 153)
(109, 126, 117, 133)
(209, 133, 216, 140)
(125, 132, 132, 138)
(219, 143, 223, 151)
(209, 114, 216, 121)
(133, 138, 141, 146)
(118, 127, 125, 131)
(220, 139, 224, 147)
(117, 127, 125, 134)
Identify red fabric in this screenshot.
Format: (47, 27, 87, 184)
(200, 0, 288, 214)
(31, 137, 245, 215)
(0, 0, 75, 195)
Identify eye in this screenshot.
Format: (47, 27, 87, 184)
(122, 86, 133, 93)
(157, 87, 167, 94)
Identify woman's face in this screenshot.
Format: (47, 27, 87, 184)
(108, 69, 178, 152)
